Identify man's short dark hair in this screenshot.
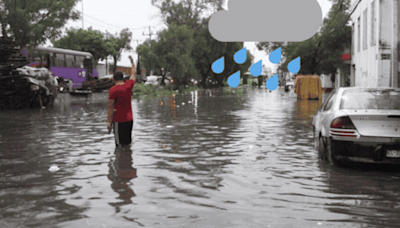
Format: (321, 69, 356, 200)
(114, 71, 124, 81)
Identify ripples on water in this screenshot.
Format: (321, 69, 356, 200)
(1, 87, 400, 228)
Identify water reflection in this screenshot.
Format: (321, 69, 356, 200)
(168, 94, 177, 120)
(320, 163, 400, 227)
(295, 99, 322, 122)
(108, 146, 137, 208)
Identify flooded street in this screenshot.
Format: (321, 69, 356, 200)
(1, 87, 400, 228)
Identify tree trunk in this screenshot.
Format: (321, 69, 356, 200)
(112, 56, 117, 73)
(158, 66, 165, 86)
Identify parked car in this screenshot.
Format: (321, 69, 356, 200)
(284, 81, 294, 92)
(313, 87, 400, 166)
(144, 76, 170, 86)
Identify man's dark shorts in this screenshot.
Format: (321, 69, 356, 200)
(113, 121, 133, 147)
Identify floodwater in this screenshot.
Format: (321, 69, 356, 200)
(1, 87, 400, 228)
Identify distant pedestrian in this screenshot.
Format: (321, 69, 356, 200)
(107, 68, 136, 147)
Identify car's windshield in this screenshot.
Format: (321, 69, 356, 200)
(340, 89, 400, 110)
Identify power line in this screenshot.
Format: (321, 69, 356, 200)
(84, 13, 157, 31)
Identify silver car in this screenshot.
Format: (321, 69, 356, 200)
(313, 87, 400, 165)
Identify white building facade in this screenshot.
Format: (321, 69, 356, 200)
(350, 0, 399, 88)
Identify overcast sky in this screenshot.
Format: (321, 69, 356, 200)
(47, 0, 333, 73)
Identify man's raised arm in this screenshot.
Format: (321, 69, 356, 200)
(130, 63, 136, 82)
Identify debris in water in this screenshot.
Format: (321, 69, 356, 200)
(49, 165, 60, 172)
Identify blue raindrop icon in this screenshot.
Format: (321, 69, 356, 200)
(212, 56, 225, 74)
(250, 60, 262, 77)
(234, 47, 246, 64)
(269, 47, 282, 64)
(288, 57, 301, 74)
(227, 70, 241, 88)
(266, 73, 279, 91)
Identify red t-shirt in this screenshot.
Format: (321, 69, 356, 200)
(109, 80, 135, 122)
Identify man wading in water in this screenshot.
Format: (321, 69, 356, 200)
(107, 67, 136, 147)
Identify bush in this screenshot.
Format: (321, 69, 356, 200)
(132, 83, 202, 99)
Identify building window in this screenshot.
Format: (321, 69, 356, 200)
(358, 17, 360, 52)
(363, 8, 367, 50)
(371, 1, 375, 46)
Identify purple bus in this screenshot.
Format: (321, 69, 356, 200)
(22, 46, 99, 88)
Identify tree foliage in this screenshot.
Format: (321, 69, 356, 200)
(148, 0, 252, 88)
(51, 27, 113, 68)
(151, 0, 224, 31)
(0, 0, 80, 48)
(257, 0, 351, 76)
(106, 28, 133, 73)
(137, 24, 195, 87)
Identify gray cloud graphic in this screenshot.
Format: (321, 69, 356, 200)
(208, 0, 323, 42)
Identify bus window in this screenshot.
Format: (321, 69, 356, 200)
(50, 52, 56, 67)
(76, 56, 84, 68)
(66, 54, 75, 68)
(55, 53, 66, 67)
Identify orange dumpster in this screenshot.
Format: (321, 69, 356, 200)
(294, 75, 322, 100)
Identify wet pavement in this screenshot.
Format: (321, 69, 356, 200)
(1, 87, 400, 228)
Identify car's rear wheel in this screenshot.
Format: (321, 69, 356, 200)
(325, 137, 339, 166)
(318, 136, 328, 161)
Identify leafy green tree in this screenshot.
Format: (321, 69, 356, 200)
(257, 0, 351, 76)
(152, 0, 242, 88)
(191, 19, 251, 87)
(51, 27, 112, 68)
(136, 39, 158, 77)
(0, 0, 80, 48)
(282, 0, 351, 76)
(107, 28, 133, 73)
(151, 0, 224, 31)
(156, 24, 195, 86)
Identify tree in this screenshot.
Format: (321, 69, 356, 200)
(151, 0, 253, 88)
(136, 54, 142, 78)
(151, 0, 224, 31)
(0, 0, 80, 48)
(157, 23, 194, 87)
(107, 28, 133, 73)
(51, 27, 113, 68)
(137, 39, 158, 77)
(257, 0, 351, 76)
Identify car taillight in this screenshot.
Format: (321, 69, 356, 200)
(331, 116, 356, 129)
(330, 116, 359, 137)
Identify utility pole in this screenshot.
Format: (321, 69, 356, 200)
(132, 39, 141, 52)
(105, 32, 109, 74)
(143, 26, 155, 41)
(143, 26, 155, 74)
(82, 1, 84, 29)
